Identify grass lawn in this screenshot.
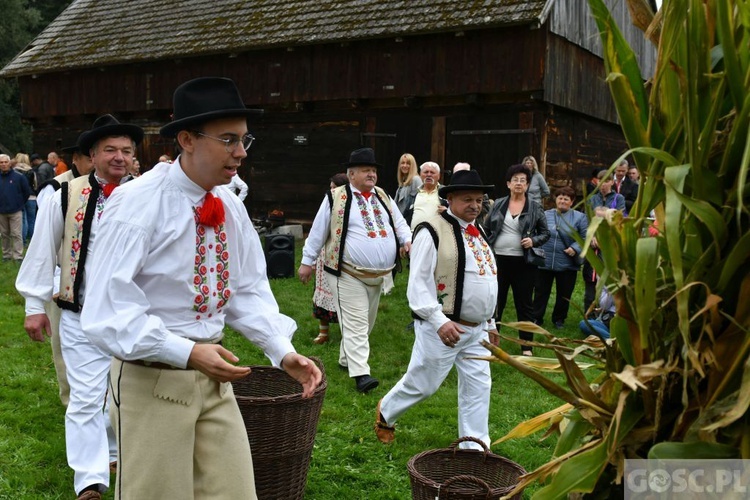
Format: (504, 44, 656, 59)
(0, 244, 588, 499)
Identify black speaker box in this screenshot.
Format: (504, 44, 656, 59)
(264, 234, 295, 278)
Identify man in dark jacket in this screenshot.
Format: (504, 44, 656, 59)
(613, 159, 638, 215)
(0, 154, 32, 261)
(30, 153, 55, 187)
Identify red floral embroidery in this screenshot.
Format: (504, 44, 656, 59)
(192, 207, 231, 316)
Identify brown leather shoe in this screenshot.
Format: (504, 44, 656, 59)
(312, 332, 329, 344)
(77, 490, 102, 500)
(374, 398, 395, 444)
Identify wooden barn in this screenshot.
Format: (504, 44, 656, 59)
(0, 0, 657, 223)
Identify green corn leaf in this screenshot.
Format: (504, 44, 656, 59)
(634, 238, 658, 350)
(648, 441, 740, 460)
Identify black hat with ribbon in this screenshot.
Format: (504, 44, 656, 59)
(438, 169, 494, 197)
(160, 77, 263, 138)
(343, 147, 382, 168)
(78, 114, 144, 154)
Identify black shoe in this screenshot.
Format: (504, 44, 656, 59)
(355, 375, 379, 393)
(554, 320, 565, 329)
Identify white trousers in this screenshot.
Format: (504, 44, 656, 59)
(60, 310, 117, 494)
(380, 319, 492, 449)
(45, 300, 70, 406)
(327, 271, 383, 377)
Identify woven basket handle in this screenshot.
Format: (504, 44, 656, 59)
(448, 436, 490, 457)
(440, 475, 492, 499)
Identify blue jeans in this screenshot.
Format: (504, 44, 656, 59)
(23, 199, 37, 243)
(578, 319, 610, 339)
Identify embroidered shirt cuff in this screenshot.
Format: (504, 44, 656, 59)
(301, 256, 316, 266)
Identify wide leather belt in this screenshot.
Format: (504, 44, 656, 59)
(341, 262, 393, 279)
(456, 319, 490, 328)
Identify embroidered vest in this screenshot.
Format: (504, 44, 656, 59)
(411, 212, 466, 320)
(322, 184, 400, 276)
(57, 172, 101, 312)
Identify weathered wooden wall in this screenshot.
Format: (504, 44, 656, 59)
(16, 24, 626, 223)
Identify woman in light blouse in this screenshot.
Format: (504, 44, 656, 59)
(394, 153, 422, 216)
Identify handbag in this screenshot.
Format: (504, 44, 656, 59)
(524, 246, 546, 267)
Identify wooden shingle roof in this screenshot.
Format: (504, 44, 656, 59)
(1, 0, 549, 77)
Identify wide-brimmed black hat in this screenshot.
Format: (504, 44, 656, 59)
(60, 132, 91, 156)
(160, 77, 263, 138)
(438, 169, 494, 197)
(343, 147, 382, 168)
(78, 115, 144, 153)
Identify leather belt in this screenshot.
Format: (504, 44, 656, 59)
(122, 359, 192, 370)
(456, 319, 489, 328)
(341, 263, 393, 279)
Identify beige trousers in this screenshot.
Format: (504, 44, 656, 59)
(327, 271, 383, 377)
(45, 300, 69, 406)
(109, 359, 256, 500)
(0, 211, 23, 260)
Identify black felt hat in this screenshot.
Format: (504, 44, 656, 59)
(343, 147, 382, 168)
(60, 132, 91, 156)
(78, 115, 144, 154)
(438, 169, 494, 197)
(160, 77, 263, 137)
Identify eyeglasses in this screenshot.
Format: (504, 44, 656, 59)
(509, 177, 527, 184)
(191, 131, 255, 152)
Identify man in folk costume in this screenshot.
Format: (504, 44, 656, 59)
(16, 115, 142, 499)
(80, 77, 321, 499)
(299, 148, 412, 393)
(25, 132, 95, 409)
(375, 169, 499, 449)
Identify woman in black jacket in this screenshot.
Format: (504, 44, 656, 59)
(483, 164, 550, 355)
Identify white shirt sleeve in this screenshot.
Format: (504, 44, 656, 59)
(407, 228, 450, 332)
(233, 175, 249, 201)
(15, 189, 64, 315)
(223, 221, 297, 366)
(389, 196, 413, 245)
(301, 196, 332, 266)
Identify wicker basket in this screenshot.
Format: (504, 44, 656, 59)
(407, 437, 527, 499)
(232, 357, 327, 500)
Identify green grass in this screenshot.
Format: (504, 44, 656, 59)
(0, 248, 589, 499)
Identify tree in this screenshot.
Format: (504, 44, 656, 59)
(0, 0, 70, 154)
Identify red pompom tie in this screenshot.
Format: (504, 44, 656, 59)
(101, 183, 118, 198)
(466, 224, 480, 238)
(197, 192, 225, 226)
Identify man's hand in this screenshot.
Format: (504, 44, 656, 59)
(564, 247, 576, 257)
(399, 242, 412, 259)
(281, 353, 323, 398)
(298, 264, 313, 284)
(437, 321, 465, 348)
(520, 237, 533, 249)
(187, 344, 252, 382)
(25, 313, 52, 342)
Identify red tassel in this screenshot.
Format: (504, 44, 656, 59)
(197, 192, 225, 226)
(466, 224, 480, 237)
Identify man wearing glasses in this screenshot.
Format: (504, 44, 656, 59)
(81, 77, 321, 499)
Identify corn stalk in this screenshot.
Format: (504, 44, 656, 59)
(486, 0, 750, 497)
